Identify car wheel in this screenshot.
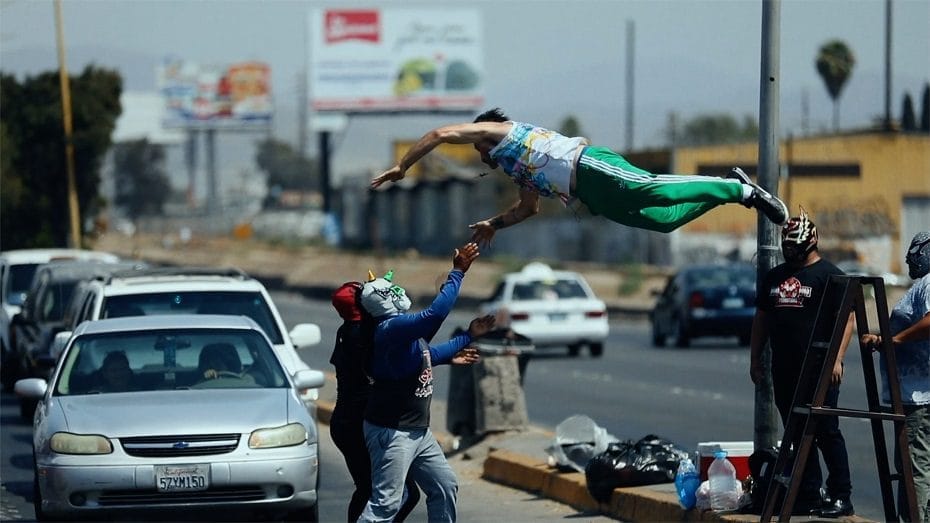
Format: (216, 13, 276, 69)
(673, 318, 690, 348)
(567, 344, 582, 357)
(651, 323, 666, 347)
(589, 343, 604, 357)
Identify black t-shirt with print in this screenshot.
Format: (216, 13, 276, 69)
(758, 258, 846, 380)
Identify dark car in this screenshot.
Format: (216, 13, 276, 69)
(650, 263, 757, 348)
(9, 260, 140, 418)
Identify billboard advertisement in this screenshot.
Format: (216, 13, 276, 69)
(157, 59, 273, 129)
(309, 8, 484, 112)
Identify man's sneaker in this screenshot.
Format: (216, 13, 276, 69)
(726, 167, 788, 225)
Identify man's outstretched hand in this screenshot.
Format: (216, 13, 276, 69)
(467, 314, 496, 339)
(453, 242, 480, 273)
(452, 347, 481, 365)
(468, 221, 496, 248)
(371, 165, 405, 189)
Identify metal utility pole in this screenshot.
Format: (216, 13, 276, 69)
(54, 0, 81, 248)
(755, 0, 783, 451)
(884, 0, 893, 131)
(319, 131, 331, 213)
(624, 19, 635, 152)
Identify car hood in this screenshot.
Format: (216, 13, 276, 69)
(55, 389, 299, 436)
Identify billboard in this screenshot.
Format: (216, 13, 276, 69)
(157, 59, 273, 129)
(309, 8, 484, 112)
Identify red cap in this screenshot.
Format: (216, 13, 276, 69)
(332, 281, 363, 322)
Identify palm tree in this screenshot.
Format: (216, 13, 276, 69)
(815, 40, 856, 132)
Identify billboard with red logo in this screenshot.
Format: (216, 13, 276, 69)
(309, 8, 483, 113)
(157, 59, 273, 129)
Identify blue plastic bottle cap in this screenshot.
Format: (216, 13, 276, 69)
(714, 450, 727, 459)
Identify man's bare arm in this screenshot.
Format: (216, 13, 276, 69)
(371, 121, 510, 188)
(469, 188, 539, 247)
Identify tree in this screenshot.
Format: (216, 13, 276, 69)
(558, 115, 584, 138)
(0, 66, 122, 249)
(112, 139, 171, 219)
(666, 113, 759, 146)
(920, 83, 930, 133)
(255, 138, 318, 193)
(815, 40, 856, 132)
(901, 93, 917, 132)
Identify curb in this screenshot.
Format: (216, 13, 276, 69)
(316, 396, 871, 523)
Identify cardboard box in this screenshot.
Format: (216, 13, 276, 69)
(697, 441, 754, 481)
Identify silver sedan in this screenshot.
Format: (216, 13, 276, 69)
(15, 314, 326, 522)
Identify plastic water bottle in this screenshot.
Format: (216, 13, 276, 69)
(708, 450, 741, 512)
(674, 457, 700, 509)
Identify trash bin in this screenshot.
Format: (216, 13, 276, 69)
(447, 329, 533, 437)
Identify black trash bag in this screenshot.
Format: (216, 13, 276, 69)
(743, 446, 780, 514)
(584, 434, 690, 504)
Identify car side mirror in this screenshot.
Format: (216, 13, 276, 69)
(292, 369, 325, 390)
(289, 323, 322, 349)
(14, 377, 48, 399)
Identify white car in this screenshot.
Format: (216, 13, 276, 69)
(478, 262, 609, 357)
(15, 314, 326, 522)
(55, 266, 323, 405)
(1, 248, 120, 391)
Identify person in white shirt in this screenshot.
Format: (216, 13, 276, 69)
(371, 107, 788, 246)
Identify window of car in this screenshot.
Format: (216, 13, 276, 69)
(36, 281, 80, 323)
(511, 279, 589, 301)
(101, 292, 283, 344)
(54, 328, 288, 395)
(6, 263, 40, 306)
(685, 267, 755, 288)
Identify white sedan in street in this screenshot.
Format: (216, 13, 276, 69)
(16, 314, 326, 522)
(478, 262, 609, 357)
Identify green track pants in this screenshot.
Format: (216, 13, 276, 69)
(574, 146, 745, 233)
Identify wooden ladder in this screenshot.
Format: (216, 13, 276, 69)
(760, 275, 918, 521)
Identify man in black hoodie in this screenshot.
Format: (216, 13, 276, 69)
(329, 281, 420, 521)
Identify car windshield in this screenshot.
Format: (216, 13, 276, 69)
(511, 279, 589, 301)
(7, 263, 40, 306)
(685, 266, 756, 288)
(53, 328, 289, 395)
(101, 292, 283, 344)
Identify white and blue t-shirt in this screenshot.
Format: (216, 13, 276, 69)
(489, 121, 586, 204)
(881, 274, 930, 405)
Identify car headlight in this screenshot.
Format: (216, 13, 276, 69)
(249, 422, 307, 449)
(50, 432, 113, 455)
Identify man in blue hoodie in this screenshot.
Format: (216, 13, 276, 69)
(358, 242, 494, 522)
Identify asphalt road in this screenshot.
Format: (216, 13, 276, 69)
(0, 289, 899, 521)
(277, 291, 896, 522)
(0, 288, 615, 522)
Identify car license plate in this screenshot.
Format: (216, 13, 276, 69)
(548, 312, 567, 321)
(155, 464, 209, 492)
(722, 297, 744, 308)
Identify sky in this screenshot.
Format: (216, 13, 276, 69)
(2, 0, 929, 191)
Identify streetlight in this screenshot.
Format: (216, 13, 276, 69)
(54, 0, 81, 248)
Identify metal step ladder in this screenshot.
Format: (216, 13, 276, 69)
(760, 275, 918, 522)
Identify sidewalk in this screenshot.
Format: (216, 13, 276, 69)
(313, 370, 869, 523)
